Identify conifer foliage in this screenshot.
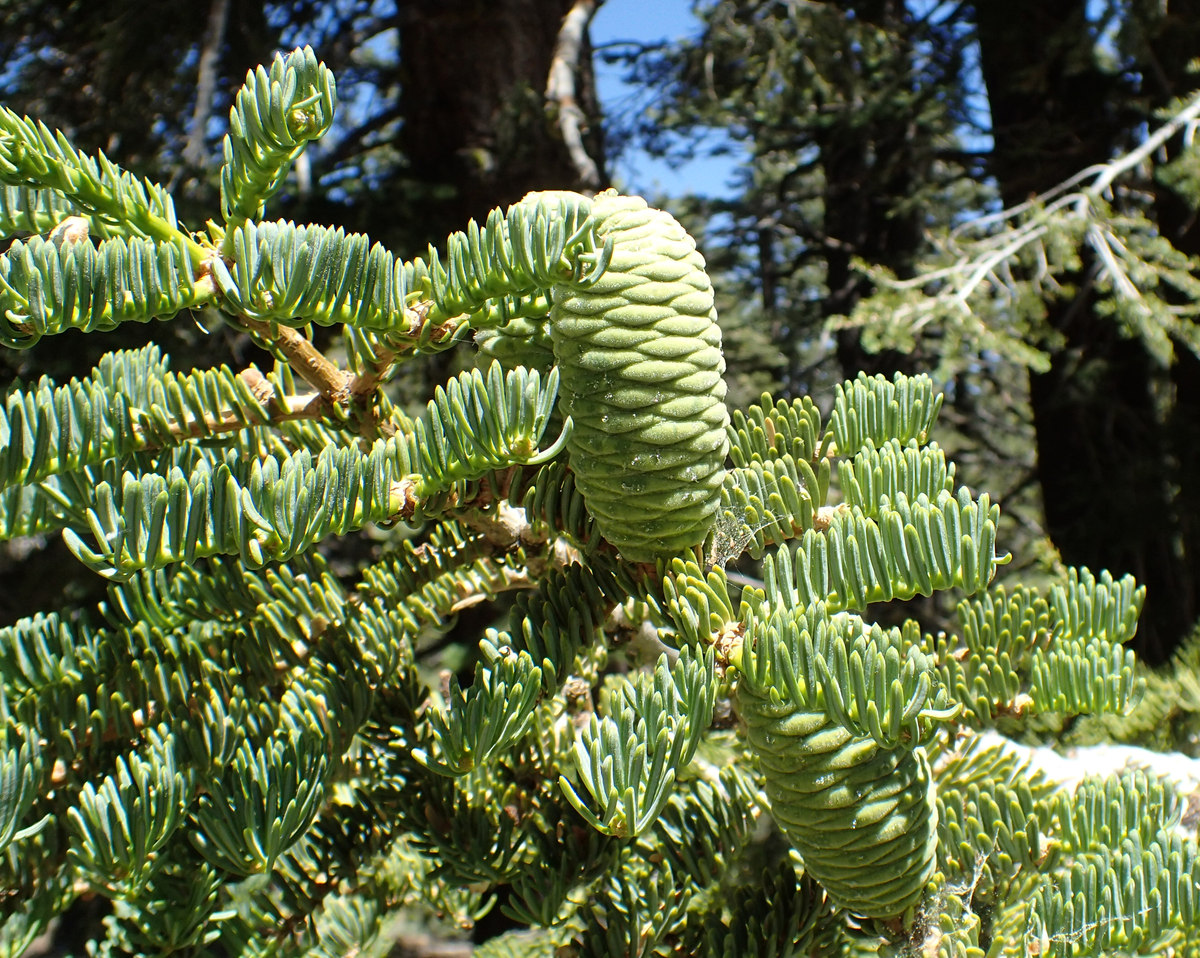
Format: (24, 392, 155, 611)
(0, 48, 1193, 957)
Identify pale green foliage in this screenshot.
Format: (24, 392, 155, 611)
(0, 47, 1190, 958)
(220, 46, 336, 228)
(0, 233, 205, 347)
(414, 647, 544, 776)
(0, 106, 182, 242)
(66, 731, 189, 893)
(934, 568, 1141, 724)
(559, 648, 715, 837)
(0, 184, 83, 239)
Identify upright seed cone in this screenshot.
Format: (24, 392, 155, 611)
(550, 190, 730, 561)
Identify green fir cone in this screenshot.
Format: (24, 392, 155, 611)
(550, 190, 730, 561)
(736, 680, 938, 919)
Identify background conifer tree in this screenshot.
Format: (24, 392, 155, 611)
(619, 0, 1200, 664)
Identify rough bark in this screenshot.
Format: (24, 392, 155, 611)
(975, 0, 1191, 663)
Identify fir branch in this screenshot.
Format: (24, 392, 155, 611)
(0, 106, 198, 253)
(0, 735, 44, 854)
(93, 854, 225, 955)
(714, 455, 823, 560)
(0, 482, 64, 539)
(356, 519, 536, 637)
(933, 568, 1143, 726)
(0, 232, 213, 348)
(191, 726, 332, 877)
(220, 47, 336, 230)
(56, 440, 409, 578)
(559, 648, 716, 838)
(574, 849, 690, 956)
(404, 779, 534, 886)
(829, 370, 943, 456)
(212, 220, 409, 329)
(661, 558, 737, 650)
(517, 460, 601, 552)
(403, 362, 568, 508)
(340, 301, 477, 403)
(235, 313, 351, 403)
(27, 362, 567, 578)
(837, 438, 955, 516)
(0, 185, 84, 240)
(726, 391, 829, 467)
(414, 646, 544, 776)
(0, 345, 327, 495)
(1023, 769, 1200, 955)
(411, 191, 608, 323)
(756, 488, 1004, 615)
(66, 732, 191, 896)
(687, 862, 844, 957)
(492, 559, 628, 692)
(738, 602, 955, 747)
(645, 768, 760, 891)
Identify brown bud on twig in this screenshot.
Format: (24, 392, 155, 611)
(48, 216, 90, 248)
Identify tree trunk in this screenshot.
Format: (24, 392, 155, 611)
(818, 0, 927, 379)
(975, 0, 1189, 662)
(1142, 0, 1200, 654)
(396, 0, 605, 246)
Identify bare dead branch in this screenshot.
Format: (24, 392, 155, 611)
(547, 0, 603, 190)
(183, 0, 231, 169)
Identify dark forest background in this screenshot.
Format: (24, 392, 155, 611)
(3, 0, 1200, 669)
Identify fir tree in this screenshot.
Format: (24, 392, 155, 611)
(0, 45, 1196, 958)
